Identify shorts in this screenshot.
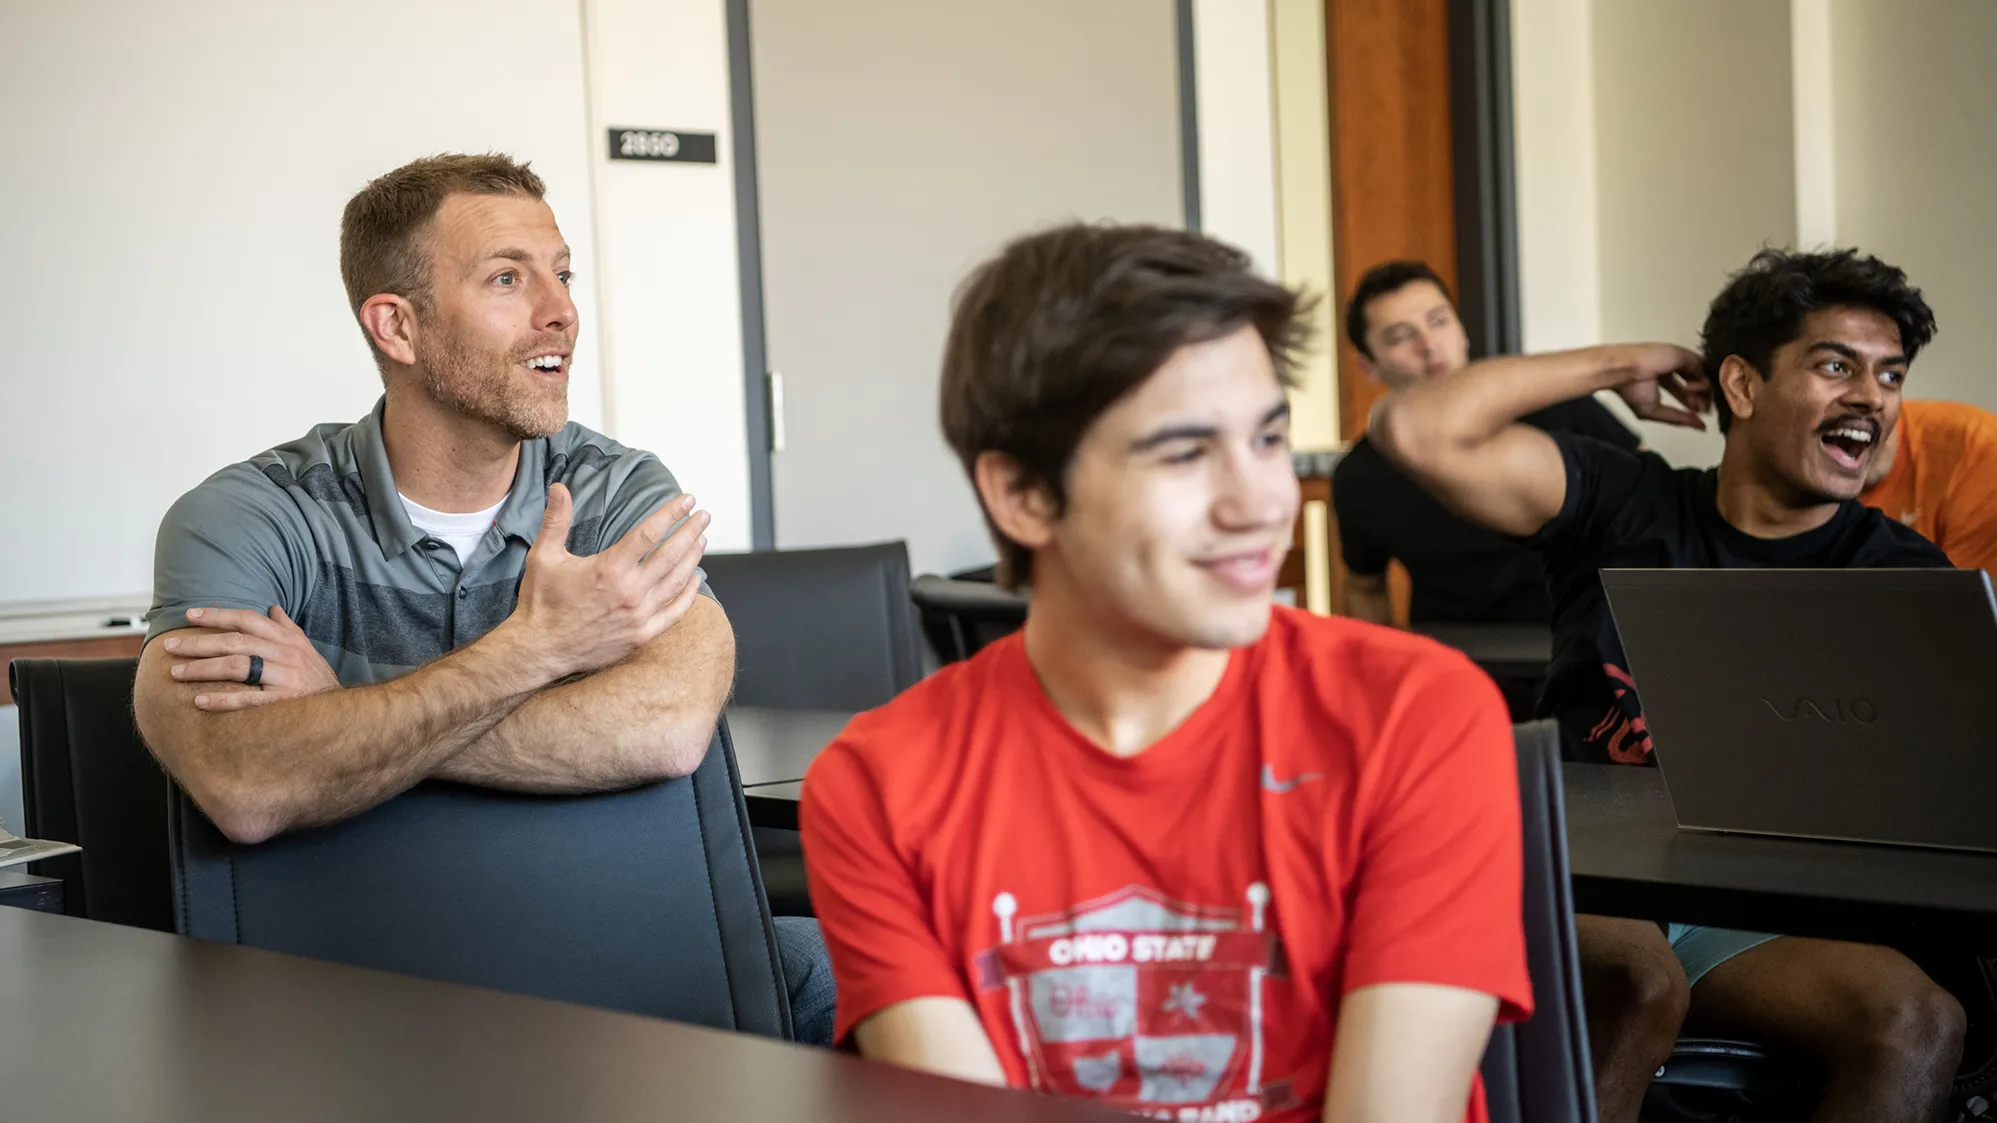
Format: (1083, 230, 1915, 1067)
(1667, 923, 1782, 986)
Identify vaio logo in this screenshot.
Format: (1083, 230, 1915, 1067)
(1762, 696, 1879, 724)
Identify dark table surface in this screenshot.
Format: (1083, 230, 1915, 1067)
(743, 741, 1997, 949)
(1565, 762, 1997, 950)
(726, 706, 855, 789)
(746, 781, 806, 831)
(0, 870, 63, 914)
(0, 908, 1126, 1123)
(1410, 623, 1553, 677)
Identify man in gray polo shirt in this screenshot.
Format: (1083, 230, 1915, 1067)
(132, 152, 834, 1045)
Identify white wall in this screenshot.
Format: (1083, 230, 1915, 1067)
(1, 0, 608, 607)
(581, 0, 753, 551)
(1194, 0, 1328, 454)
(1517, 0, 1997, 463)
(5, 0, 1294, 601)
(1191, 0, 1281, 277)
(1591, 0, 1793, 468)
(1791, 0, 1838, 247)
(1828, 0, 1997, 410)
(1511, 0, 1604, 356)
(1200, 0, 1336, 450)
(1511, 0, 1665, 461)
(749, 0, 1185, 576)
(1514, 0, 1797, 469)
(1271, 0, 1340, 451)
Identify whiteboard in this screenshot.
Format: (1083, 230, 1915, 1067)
(0, 0, 606, 606)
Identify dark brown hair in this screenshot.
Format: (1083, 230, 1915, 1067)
(1345, 259, 1453, 360)
(940, 222, 1314, 587)
(338, 153, 547, 365)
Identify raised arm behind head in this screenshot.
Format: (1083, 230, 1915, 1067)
(1368, 344, 1709, 538)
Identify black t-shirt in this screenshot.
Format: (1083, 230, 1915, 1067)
(1333, 396, 1640, 624)
(1527, 432, 1951, 763)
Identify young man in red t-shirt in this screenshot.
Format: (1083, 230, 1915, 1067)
(800, 224, 1532, 1123)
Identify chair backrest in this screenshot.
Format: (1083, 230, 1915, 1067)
(169, 716, 793, 1039)
(909, 574, 1027, 664)
(1482, 719, 1598, 1123)
(702, 542, 923, 710)
(10, 657, 174, 931)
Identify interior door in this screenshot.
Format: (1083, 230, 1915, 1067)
(747, 0, 1185, 575)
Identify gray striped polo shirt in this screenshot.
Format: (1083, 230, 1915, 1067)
(147, 398, 697, 686)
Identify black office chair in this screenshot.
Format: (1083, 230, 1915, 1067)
(11, 657, 174, 931)
(1483, 719, 1599, 1123)
(701, 542, 925, 916)
(701, 541, 924, 711)
(910, 574, 1027, 664)
(169, 715, 794, 1039)
(1493, 716, 1814, 1121)
(1646, 1041, 1817, 1121)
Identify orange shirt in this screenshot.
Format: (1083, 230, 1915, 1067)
(801, 607, 1531, 1123)
(1862, 399, 1997, 572)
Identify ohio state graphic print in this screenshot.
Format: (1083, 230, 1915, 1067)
(974, 883, 1296, 1122)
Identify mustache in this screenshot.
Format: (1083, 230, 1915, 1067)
(511, 336, 575, 360)
(1816, 414, 1880, 438)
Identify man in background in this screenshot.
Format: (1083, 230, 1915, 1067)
(132, 153, 835, 1044)
(1862, 397, 1997, 573)
(1332, 261, 1637, 716)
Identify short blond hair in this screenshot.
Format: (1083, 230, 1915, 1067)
(338, 153, 546, 361)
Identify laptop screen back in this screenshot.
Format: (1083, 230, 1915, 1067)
(1601, 568, 1997, 852)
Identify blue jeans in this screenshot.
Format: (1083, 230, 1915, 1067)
(774, 915, 837, 1047)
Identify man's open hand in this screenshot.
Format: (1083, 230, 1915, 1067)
(504, 484, 709, 680)
(164, 605, 341, 712)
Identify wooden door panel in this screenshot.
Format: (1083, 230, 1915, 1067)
(1325, 0, 1458, 441)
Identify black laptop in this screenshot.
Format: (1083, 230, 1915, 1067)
(1601, 568, 1997, 854)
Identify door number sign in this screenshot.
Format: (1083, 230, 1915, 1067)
(608, 128, 717, 164)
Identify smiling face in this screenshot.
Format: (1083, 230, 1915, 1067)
(408, 192, 579, 439)
(994, 325, 1299, 651)
(1723, 306, 1910, 502)
(1358, 279, 1471, 390)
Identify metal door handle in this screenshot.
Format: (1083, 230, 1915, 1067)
(768, 370, 787, 453)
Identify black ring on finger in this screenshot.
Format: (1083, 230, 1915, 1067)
(245, 654, 264, 687)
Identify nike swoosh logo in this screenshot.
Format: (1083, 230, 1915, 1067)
(1261, 764, 1324, 794)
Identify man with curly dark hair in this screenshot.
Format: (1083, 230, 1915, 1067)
(1370, 247, 1965, 1122)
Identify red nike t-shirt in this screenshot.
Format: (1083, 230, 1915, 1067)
(801, 607, 1532, 1123)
